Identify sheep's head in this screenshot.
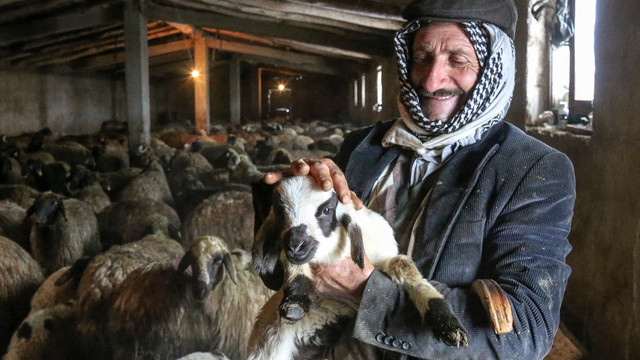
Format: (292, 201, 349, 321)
(253, 176, 364, 291)
(178, 235, 236, 302)
(26, 193, 67, 225)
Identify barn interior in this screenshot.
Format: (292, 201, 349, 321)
(0, 0, 638, 359)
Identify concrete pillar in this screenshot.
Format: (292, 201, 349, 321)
(124, 0, 151, 153)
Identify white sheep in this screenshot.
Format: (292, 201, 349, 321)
(249, 176, 468, 360)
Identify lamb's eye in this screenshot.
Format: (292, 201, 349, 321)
(321, 207, 332, 216)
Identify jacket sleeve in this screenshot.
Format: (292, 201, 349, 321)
(352, 151, 576, 360)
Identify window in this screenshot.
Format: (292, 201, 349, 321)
(374, 65, 383, 112)
(353, 78, 359, 107)
(360, 74, 366, 108)
(528, 0, 596, 133)
(550, 0, 596, 120)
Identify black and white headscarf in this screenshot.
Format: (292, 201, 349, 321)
(388, 19, 516, 149)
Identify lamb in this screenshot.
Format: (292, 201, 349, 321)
(249, 176, 468, 360)
(106, 235, 273, 360)
(0, 235, 45, 355)
(25, 192, 101, 275)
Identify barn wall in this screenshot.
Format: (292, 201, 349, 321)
(0, 70, 125, 136)
(509, 0, 640, 358)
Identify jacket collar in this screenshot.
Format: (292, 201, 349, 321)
(344, 120, 506, 276)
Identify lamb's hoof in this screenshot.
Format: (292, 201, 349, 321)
(279, 302, 305, 324)
(425, 298, 469, 347)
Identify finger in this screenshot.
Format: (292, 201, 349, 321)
(290, 159, 310, 176)
(307, 159, 333, 191)
(263, 159, 309, 184)
(329, 167, 351, 204)
(263, 171, 283, 184)
(350, 191, 363, 210)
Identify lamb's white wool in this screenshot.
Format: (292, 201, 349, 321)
(249, 176, 467, 360)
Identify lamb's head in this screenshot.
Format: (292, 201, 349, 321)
(178, 235, 237, 302)
(253, 176, 365, 290)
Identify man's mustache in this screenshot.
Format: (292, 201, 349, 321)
(416, 87, 464, 98)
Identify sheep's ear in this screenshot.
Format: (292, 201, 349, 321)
(223, 253, 236, 284)
(58, 200, 68, 221)
(177, 251, 195, 275)
(56, 256, 92, 286)
(252, 211, 285, 291)
(341, 214, 365, 269)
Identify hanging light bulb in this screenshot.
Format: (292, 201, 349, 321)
(191, 69, 200, 78)
(277, 83, 285, 91)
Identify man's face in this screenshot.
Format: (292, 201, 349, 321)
(410, 22, 480, 122)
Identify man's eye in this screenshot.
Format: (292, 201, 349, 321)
(450, 57, 467, 66)
(412, 53, 433, 65)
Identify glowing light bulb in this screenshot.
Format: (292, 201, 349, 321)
(191, 70, 200, 78)
(277, 84, 285, 91)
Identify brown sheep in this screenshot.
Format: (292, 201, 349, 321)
(25, 192, 101, 275)
(107, 236, 273, 360)
(181, 189, 253, 250)
(98, 197, 181, 248)
(0, 235, 45, 355)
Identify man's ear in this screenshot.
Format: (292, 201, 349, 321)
(252, 211, 285, 290)
(341, 214, 365, 269)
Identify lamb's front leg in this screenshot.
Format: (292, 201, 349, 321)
(380, 255, 469, 347)
(280, 264, 315, 323)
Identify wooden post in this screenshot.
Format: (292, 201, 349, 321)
(124, 0, 151, 153)
(229, 54, 241, 125)
(194, 31, 210, 133)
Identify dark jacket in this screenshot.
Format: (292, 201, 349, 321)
(334, 120, 575, 360)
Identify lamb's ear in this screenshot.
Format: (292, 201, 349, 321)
(252, 211, 285, 291)
(341, 214, 365, 269)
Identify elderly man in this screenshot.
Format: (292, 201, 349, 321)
(261, 0, 575, 359)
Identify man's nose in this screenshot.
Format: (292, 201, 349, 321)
(422, 58, 450, 93)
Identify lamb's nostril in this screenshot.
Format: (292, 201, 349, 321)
(284, 225, 308, 254)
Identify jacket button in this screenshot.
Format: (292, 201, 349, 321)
(375, 333, 385, 343)
(383, 335, 394, 345)
(392, 339, 402, 348)
(402, 342, 411, 350)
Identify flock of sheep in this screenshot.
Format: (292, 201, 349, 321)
(0, 118, 353, 360)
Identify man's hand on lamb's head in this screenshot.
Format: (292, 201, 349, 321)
(263, 158, 363, 210)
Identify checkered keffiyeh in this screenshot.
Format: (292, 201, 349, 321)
(394, 20, 515, 142)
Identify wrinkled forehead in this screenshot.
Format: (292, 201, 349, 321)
(412, 22, 474, 53)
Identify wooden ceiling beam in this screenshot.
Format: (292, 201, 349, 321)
(0, 2, 122, 47)
(143, 2, 393, 57)
(76, 34, 365, 77)
(168, 0, 403, 30)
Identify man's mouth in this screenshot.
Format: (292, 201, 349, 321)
(417, 88, 464, 101)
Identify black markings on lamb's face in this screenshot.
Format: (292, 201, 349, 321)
(315, 193, 339, 237)
(284, 224, 318, 265)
